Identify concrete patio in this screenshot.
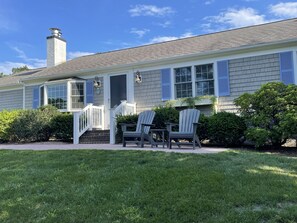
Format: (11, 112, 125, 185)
(0, 142, 228, 154)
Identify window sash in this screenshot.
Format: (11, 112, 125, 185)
(71, 82, 85, 109)
(47, 84, 67, 109)
(175, 67, 192, 98)
(195, 64, 214, 96)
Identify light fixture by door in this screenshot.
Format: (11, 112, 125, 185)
(135, 71, 142, 83)
(94, 76, 102, 94)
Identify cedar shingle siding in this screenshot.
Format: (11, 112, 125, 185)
(93, 77, 104, 106)
(134, 70, 164, 113)
(0, 89, 23, 111)
(218, 53, 280, 112)
(25, 86, 36, 109)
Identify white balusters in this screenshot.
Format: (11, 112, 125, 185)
(73, 104, 105, 144)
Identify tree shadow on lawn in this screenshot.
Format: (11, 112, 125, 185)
(0, 150, 297, 223)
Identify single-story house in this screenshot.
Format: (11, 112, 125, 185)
(0, 19, 296, 144)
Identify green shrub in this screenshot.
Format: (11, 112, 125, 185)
(116, 114, 138, 143)
(153, 105, 179, 129)
(9, 105, 60, 143)
(9, 110, 42, 142)
(0, 110, 21, 142)
(235, 82, 297, 148)
(51, 113, 73, 141)
(197, 114, 209, 142)
(207, 112, 246, 147)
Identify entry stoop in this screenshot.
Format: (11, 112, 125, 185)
(79, 130, 110, 144)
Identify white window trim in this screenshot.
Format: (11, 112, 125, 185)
(41, 79, 86, 112)
(173, 63, 216, 99)
(194, 64, 215, 97)
(69, 80, 86, 112)
(174, 66, 193, 99)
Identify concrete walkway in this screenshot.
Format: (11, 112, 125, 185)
(0, 142, 228, 154)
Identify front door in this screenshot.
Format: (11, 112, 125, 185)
(110, 74, 127, 108)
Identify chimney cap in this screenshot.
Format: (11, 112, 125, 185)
(49, 28, 62, 37)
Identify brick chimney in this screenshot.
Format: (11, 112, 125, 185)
(47, 28, 66, 68)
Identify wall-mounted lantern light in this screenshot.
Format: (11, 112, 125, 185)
(94, 76, 102, 94)
(135, 71, 142, 84)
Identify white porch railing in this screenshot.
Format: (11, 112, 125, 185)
(110, 100, 136, 144)
(73, 104, 105, 144)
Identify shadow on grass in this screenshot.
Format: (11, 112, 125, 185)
(0, 149, 297, 223)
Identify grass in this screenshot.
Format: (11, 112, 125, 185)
(0, 150, 297, 223)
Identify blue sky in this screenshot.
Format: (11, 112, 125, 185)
(0, 0, 297, 74)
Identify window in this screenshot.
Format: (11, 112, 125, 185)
(195, 64, 214, 96)
(71, 82, 85, 109)
(175, 66, 192, 98)
(47, 84, 67, 109)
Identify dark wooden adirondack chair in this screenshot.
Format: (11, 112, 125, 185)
(167, 109, 201, 149)
(121, 110, 155, 148)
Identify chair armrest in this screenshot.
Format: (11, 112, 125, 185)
(120, 123, 136, 132)
(140, 123, 155, 133)
(141, 123, 155, 127)
(165, 123, 178, 132)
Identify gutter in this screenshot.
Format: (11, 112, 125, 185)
(21, 38, 297, 82)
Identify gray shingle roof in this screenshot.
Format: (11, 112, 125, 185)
(4, 18, 297, 85)
(0, 68, 45, 87)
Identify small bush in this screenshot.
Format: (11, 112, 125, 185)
(51, 113, 73, 141)
(207, 112, 246, 147)
(9, 110, 43, 142)
(153, 106, 179, 129)
(116, 114, 138, 143)
(235, 82, 297, 148)
(197, 114, 209, 142)
(0, 110, 21, 142)
(9, 105, 60, 143)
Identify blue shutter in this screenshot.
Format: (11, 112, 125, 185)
(217, 60, 230, 96)
(161, 68, 171, 101)
(32, 86, 39, 109)
(280, 51, 295, 85)
(86, 80, 94, 104)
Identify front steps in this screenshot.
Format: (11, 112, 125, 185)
(79, 130, 110, 144)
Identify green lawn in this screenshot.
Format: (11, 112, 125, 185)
(0, 150, 297, 223)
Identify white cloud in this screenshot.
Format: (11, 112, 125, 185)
(205, 0, 215, 5)
(156, 21, 172, 28)
(203, 7, 269, 32)
(68, 51, 94, 60)
(130, 28, 150, 38)
(181, 32, 194, 38)
(11, 47, 46, 68)
(269, 2, 297, 18)
(148, 32, 194, 44)
(0, 62, 28, 74)
(0, 13, 17, 32)
(149, 36, 178, 44)
(129, 5, 174, 17)
(0, 46, 47, 74)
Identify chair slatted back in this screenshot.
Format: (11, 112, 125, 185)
(179, 109, 200, 133)
(136, 110, 156, 134)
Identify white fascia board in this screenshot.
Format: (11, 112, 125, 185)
(0, 86, 23, 92)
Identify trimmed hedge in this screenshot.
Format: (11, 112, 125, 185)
(0, 105, 73, 143)
(207, 112, 246, 147)
(51, 113, 73, 142)
(0, 110, 21, 142)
